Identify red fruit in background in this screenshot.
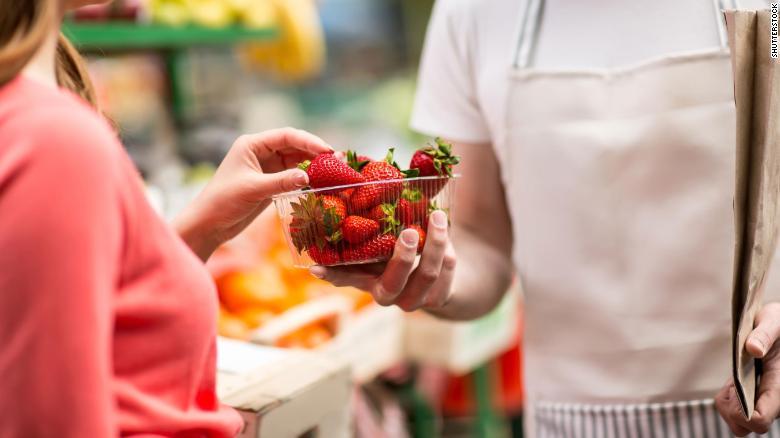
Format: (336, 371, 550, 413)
(300, 153, 365, 189)
(341, 234, 397, 263)
(407, 224, 427, 253)
(396, 188, 428, 226)
(350, 149, 405, 211)
(409, 138, 460, 177)
(308, 245, 341, 265)
(342, 216, 380, 244)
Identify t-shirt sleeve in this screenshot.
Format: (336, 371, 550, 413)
(410, 0, 491, 143)
(0, 108, 124, 437)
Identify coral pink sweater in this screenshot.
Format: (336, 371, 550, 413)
(0, 76, 243, 437)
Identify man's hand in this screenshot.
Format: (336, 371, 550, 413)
(716, 303, 780, 436)
(310, 210, 456, 312)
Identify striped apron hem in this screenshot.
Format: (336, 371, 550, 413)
(534, 399, 780, 438)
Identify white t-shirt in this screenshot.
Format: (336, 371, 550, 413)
(411, 0, 766, 143)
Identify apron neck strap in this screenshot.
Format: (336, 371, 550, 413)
(512, 0, 732, 69)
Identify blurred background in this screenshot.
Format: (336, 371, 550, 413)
(66, 1, 523, 436)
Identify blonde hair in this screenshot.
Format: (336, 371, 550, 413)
(0, 0, 97, 107)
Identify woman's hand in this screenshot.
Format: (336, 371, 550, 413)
(310, 210, 457, 311)
(175, 127, 332, 260)
(716, 303, 780, 436)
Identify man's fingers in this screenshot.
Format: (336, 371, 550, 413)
(754, 370, 780, 429)
(309, 265, 376, 291)
(421, 242, 456, 309)
(395, 212, 449, 311)
(715, 380, 751, 436)
(398, 210, 449, 311)
(747, 303, 780, 358)
(374, 229, 419, 306)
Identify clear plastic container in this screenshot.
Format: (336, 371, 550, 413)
(273, 176, 457, 267)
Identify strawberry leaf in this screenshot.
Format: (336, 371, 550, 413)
(402, 169, 420, 178)
(347, 150, 370, 172)
(401, 188, 423, 202)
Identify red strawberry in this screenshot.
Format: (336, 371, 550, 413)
(342, 215, 380, 244)
(321, 195, 346, 222)
(350, 149, 405, 211)
(409, 138, 460, 177)
(367, 203, 401, 235)
(341, 234, 397, 263)
(289, 193, 346, 252)
(396, 188, 428, 226)
(300, 152, 365, 189)
(308, 245, 341, 265)
(338, 188, 355, 204)
(406, 224, 426, 253)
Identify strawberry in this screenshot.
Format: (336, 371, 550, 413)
(350, 149, 406, 211)
(338, 188, 355, 204)
(396, 188, 428, 226)
(409, 138, 460, 177)
(299, 152, 365, 189)
(289, 193, 346, 252)
(341, 234, 397, 263)
(321, 195, 347, 223)
(406, 224, 427, 253)
(367, 203, 401, 235)
(346, 150, 373, 172)
(308, 245, 341, 265)
(342, 215, 380, 244)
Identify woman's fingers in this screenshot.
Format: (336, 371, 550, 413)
(395, 211, 450, 311)
(747, 303, 780, 358)
(250, 168, 309, 200)
(242, 127, 333, 159)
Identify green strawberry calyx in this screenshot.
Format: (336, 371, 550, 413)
(289, 193, 346, 252)
(401, 188, 423, 202)
(423, 138, 461, 177)
(378, 202, 401, 235)
(346, 150, 370, 172)
(383, 147, 420, 178)
(298, 160, 311, 172)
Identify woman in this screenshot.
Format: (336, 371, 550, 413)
(0, 0, 332, 436)
(314, 0, 780, 436)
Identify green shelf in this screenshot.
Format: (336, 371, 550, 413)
(63, 21, 277, 51)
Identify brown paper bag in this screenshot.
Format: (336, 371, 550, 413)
(725, 9, 780, 419)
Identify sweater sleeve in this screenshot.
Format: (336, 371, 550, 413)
(0, 108, 124, 437)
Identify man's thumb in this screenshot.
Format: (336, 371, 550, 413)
(747, 305, 780, 358)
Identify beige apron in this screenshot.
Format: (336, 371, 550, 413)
(501, 0, 780, 436)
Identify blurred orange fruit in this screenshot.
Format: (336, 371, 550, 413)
(216, 266, 293, 313)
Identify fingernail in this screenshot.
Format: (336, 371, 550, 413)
(401, 229, 419, 247)
(432, 210, 447, 227)
(309, 266, 326, 279)
(748, 337, 766, 356)
(293, 170, 309, 187)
